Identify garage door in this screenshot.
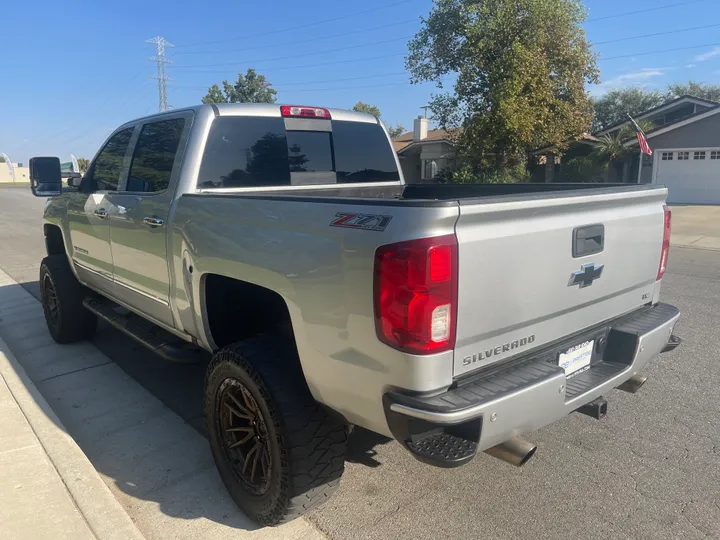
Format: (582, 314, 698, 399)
(655, 149, 720, 204)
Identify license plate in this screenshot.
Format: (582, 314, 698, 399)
(558, 340, 594, 376)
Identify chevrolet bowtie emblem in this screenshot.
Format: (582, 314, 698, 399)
(568, 263, 604, 288)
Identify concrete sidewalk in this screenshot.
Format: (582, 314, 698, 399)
(0, 336, 145, 540)
(670, 205, 720, 251)
(0, 268, 327, 539)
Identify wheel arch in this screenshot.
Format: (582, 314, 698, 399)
(200, 272, 299, 351)
(43, 223, 66, 255)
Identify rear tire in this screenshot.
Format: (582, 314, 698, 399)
(204, 334, 347, 525)
(39, 255, 97, 343)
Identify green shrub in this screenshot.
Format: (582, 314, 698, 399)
(439, 163, 529, 184)
(560, 156, 606, 183)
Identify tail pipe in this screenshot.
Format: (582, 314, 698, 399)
(617, 374, 648, 394)
(484, 436, 537, 467)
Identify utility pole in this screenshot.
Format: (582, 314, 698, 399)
(146, 36, 173, 112)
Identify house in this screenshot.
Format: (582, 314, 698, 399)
(392, 117, 457, 183)
(533, 95, 720, 204)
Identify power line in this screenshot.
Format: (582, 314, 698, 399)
(174, 78, 449, 97)
(45, 69, 147, 141)
(175, 19, 419, 56)
(175, 22, 720, 71)
(175, 0, 416, 49)
(174, 71, 410, 90)
(63, 85, 154, 146)
(284, 79, 451, 93)
(177, 52, 406, 74)
(174, 35, 413, 69)
(171, 14, 720, 72)
(173, 39, 720, 91)
(595, 22, 720, 45)
(587, 0, 708, 22)
(147, 36, 173, 112)
(603, 41, 720, 60)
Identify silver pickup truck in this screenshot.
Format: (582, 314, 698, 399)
(29, 103, 681, 525)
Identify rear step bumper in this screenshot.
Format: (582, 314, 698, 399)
(383, 302, 680, 468)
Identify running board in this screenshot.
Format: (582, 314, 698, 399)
(83, 297, 205, 364)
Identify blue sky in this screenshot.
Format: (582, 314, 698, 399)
(2, 0, 720, 164)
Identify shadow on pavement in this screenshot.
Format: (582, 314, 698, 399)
(0, 279, 393, 534)
(346, 427, 392, 468)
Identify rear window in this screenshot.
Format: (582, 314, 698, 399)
(198, 117, 399, 189)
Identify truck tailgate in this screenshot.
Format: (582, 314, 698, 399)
(454, 186, 667, 377)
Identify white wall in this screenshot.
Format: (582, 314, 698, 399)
(0, 163, 30, 183)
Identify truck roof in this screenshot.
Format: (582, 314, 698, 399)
(118, 103, 379, 131)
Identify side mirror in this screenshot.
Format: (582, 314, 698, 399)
(29, 157, 62, 197)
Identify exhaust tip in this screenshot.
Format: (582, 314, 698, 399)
(518, 444, 537, 466)
(485, 437, 537, 467)
(617, 374, 648, 394)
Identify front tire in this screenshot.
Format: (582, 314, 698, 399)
(204, 334, 347, 525)
(39, 255, 97, 343)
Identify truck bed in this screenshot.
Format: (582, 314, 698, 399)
(198, 182, 659, 205)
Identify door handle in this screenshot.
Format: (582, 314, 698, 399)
(94, 208, 108, 219)
(143, 217, 164, 228)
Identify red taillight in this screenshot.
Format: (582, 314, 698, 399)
(374, 235, 457, 355)
(280, 105, 331, 119)
(657, 205, 671, 280)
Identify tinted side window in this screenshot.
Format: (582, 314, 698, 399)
(333, 121, 399, 183)
(198, 117, 290, 188)
(90, 128, 134, 191)
(126, 118, 185, 193)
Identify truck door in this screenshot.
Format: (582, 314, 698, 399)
(67, 127, 135, 296)
(105, 114, 190, 327)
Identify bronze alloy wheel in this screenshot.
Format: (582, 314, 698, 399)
(42, 274, 60, 328)
(216, 378, 272, 495)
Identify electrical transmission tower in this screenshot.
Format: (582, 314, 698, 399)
(146, 36, 173, 112)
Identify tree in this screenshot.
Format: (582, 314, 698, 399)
(592, 88, 666, 132)
(76, 157, 90, 173)
(352, 101, 381, 117)
(593, 133, 626, 162)
(407, 0, 598, 171)
(202, 68, 277, 104)
(386, 125, 406, 138)
(666, 81, 720, 102)
(351, 101, 405, 138)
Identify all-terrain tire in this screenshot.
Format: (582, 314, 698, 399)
(39, 255, 97, 343)
(205, 334, 347, 525)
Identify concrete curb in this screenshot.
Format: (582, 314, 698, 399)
(0, 336, 146, 540)
(0, 266, 329, 539)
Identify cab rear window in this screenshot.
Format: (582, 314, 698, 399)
(198, 116, 399, 188)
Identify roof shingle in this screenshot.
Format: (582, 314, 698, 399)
(391, 128, 459, 152)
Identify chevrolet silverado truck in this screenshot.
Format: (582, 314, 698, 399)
(28, 103, 681, 525)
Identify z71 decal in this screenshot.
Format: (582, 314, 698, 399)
(330, 212, 392, 232)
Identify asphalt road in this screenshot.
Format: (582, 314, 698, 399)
(1, 186, 718, 540)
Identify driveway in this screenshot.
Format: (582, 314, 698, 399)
(0, 188, 718, 539)
(671, 205, 720, 251)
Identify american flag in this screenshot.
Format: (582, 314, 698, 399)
(628, 114, 652, 156)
